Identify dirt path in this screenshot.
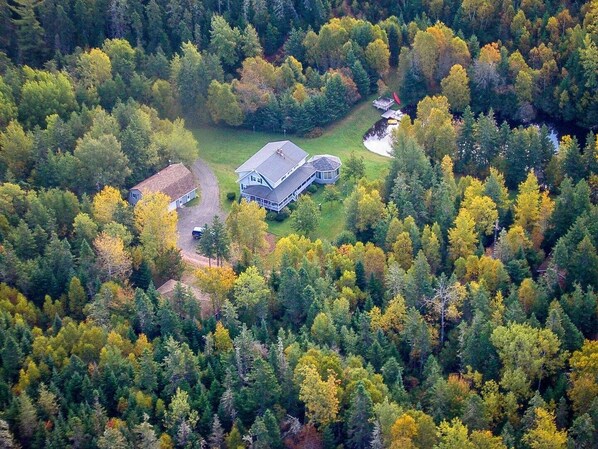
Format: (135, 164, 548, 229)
(177, 158, 226, 262)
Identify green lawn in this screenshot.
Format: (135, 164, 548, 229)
(191, 98, 391, 240)
(266, 185, 346, 241)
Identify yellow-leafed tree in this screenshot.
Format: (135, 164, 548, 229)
(514, 171, 554, 248)
(134, 192, 177, 261)
(196, 266, 236, 315)
(449, 209, 478, 261)
(93, 232, 132, 282)
(93, 186, 128, 226)
(523, 408, 567, 449)
(298, 364, 340, 427)
(226, 199, 268, 264)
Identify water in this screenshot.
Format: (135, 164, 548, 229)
(363, 110, 589, 158)
(525, 115, 588, 151)
(363, 112, 404, 157)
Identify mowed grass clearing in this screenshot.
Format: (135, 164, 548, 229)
(191, 99, 391, 240)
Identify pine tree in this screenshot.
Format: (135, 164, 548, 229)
(351, 60, 370, 97)
(324, 74, 349, 123)
(211, 215, 230, 266)
(456, 106, 476, 173)
(346, 381, 374, 449)
(208, 415, 224, 449)
(134, 415, 160, 449)
(17, 392, 37, 442)
(134, 288, 156, 336)
(197, 222, 215, 267)
(0, 419, 19, 448)
(1, 335, 22, 381)
(568, 414, 596, 449)
(10, 0, 45, 65)
(67, 276, 87, 320)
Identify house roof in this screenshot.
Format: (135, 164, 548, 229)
(309, 155, 342, 171)
(131, 163, 196, 202)
(243, 164, 316, 203)
(235, 141, 308, 185)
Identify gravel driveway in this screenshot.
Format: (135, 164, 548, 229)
(177, 159, 226, 261)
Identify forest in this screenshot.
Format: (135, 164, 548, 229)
(0, 0, 597, 448)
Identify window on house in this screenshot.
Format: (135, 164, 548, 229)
(251, 176, 255, 181)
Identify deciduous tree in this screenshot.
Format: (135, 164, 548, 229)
(491, 323, 565, 398)
(441, 64, 471, 112)
(196, 266, 236, 314)
(448, 209, 478, 261)
(207, 80, 243, 126)
(226, 199, 268, 264)
(0, 120, 34, 178)
(134, 191, 177, 261)
(523, 408, 567, 449)
(93, 232, 132, 282)
(292, 195, 320, 236)
(75, 133, 131, 192)
(298, 364, 340, 427)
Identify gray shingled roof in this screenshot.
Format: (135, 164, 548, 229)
(131, 163, 196, 201)
(243, 164, 316, 203)
(309, 155, 342, 171)
(235, 141, 308, 184)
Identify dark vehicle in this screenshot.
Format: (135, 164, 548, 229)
(192, 227, 204, 239)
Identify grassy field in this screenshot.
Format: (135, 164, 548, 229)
(266, 185, 347, 241)
(191, 98, 391, 240)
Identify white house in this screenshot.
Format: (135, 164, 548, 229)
(235, 141, 341, 212)
(128, 163, 197, 211)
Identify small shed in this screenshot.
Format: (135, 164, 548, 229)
(128, 163, 197, 211)
(309, 155, 342, 184)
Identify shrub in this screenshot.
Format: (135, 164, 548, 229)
(276, 208, 291, 221)
(335, 231, 357, 246)
(287, 201, 297, 212)
(226, 192, 236, 201)
(266, 211, 277, 221)
(307, 184, 318, 194)
(305, 127, 324, 138)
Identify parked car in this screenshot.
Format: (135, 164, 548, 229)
(192, 227, 204, 239)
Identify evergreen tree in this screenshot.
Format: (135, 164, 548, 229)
(351, 60, 370, 97)
(211, 215, 230, 266)
(324, 74, 349, 123)
(67, 276, 87, 320)
(208, 415, 224, 449)
(0, 335, 22, 381)
(457, 106, 476, 173)
(346, 381, 374, 449)
(10, 0, 45, 65)
(134, 416, 160, 449)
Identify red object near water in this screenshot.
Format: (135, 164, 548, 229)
(393, 92, 401, 105)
